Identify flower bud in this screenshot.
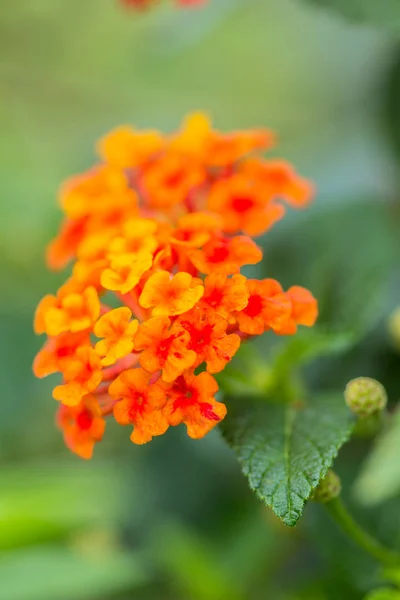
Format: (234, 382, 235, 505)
(312, 470, 341, 504)
(344, 377, 387, 418)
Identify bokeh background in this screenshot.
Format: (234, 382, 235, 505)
(1, 1, 400, 598)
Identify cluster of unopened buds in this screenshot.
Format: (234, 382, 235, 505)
(33, 112, 318, 459)
(120, 0, 206, 9)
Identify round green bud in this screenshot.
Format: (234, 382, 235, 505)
(344, 377, 387, 418)
(312, 470, 341, 504)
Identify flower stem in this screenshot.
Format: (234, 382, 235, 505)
(325, 497, 400, 566)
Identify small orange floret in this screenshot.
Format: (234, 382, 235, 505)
(94, 307, 139, 366)
(134, 316, 196, 382)
(207, 174, 285, 236)
(53, 346, 102, 406)
(46, 218, 87, 271)
(276, 286, 319, 335)
(35, 286, 100, 337)
(189, 235, 262, 275)
(33, 332, 90, 378)
(171, 212, 222, 249)
(98, 126, 164, 168)
(76, 230, 113, 262)
(60, 166, 136, 220)
(163, 372, 226, 439)
(139, 270, 204, 316)
(242, 159, 314, 208)
(73, 258, 108, 290)
(141, 154, 205, 209)
(109, 368, 168, 444)
(110, 217, 158, 256)
(34, 294, 58, 335)
(235, 279, 292, 336)
(207, 129, 275, 168)
(176, 309, 240, 373)
(201, 273, 249, 319)
(101, 251, 153, 295)
(57, 395, 105, 459)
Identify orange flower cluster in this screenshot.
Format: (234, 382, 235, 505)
(120, 0, 206, 9)
(33, 112, 317, 459)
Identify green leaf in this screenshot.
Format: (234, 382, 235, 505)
(270, 327, 357, 375)
(354, 409, 400, 506)
(365, 590, 400, 600)
(152, 522, 243, 600)
(0, 461, 128, 550)
(384, 47, 400, 163)
(301, 0, 400, 32)
(384, 568, 400, 588)
(0, 545, 148, 600)
(221, 394, 354, 526)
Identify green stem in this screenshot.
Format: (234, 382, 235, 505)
(325, 497, 400, 566)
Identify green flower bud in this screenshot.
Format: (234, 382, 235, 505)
(312, 470, 341, 504)
(344, 377, 387, 418)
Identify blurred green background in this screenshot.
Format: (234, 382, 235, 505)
(1, 1, 400, 598)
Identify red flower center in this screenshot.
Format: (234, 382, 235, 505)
(76, 409, 93, 431)
(128, 392, 147, 419)
(173, 387, 199, 411)
(165, 170, 184, 188)
(208, 244, 229, 264)
(244, 294, 263, 317)
(183, 321, 214, 352)
(57, 345, 75, 359)
(204, 288, 223, 308)
(231, 196, 255, 213)
(156, 335, 176, 361)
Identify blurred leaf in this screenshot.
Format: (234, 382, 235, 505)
(271, 327, 357, 373)
(384, 46, 400, 166)
(365, 589, 400, 600)
(0, 462, 126, 550)
(354, 410, 400, 506)
(301, 0, 400, 32)
(153, 522, 243, 600)
(221, 394, 354, 526)
(217, 507, 292, 589)
(0, 545, 147, 600)
(384, 568, 400, 587)
(217, 343, 276, 398)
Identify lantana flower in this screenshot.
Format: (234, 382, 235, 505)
(33, 112, 318, 458)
